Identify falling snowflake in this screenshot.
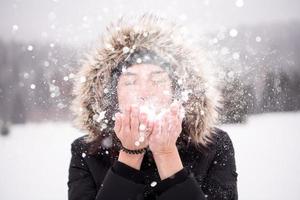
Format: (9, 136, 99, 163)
(255, 36, 262, 42)
(80, 76, 86, 83)
(232, 52, 240, 60)
(200, 110, 205, 115)
(82, 152, 86, 158)
(121, 67, 127, 73)
(143, 32, 148, 37)
(93, 111, 106, 123)
(27, 45, 34, 51)
(229, 29, 238, 37)
(135, 141, 140, 146)
(122, 46, 130, 54)
(101, 123, 108, 130)
(139, 124, 146, 131)
(235, 0, 244, 7)
(23, 73, 30, 79)
(68, 73, 75, 79)
(44, 61, 50, 67)
(63, 76, 69, 81)
(138, 136, 145, 142)
(101, 136, 113, 148)
(150, 181, 157, 187)
(12, 25, 19, 32)
(177, 79, 183, 85)
(103, 88, 109, 94)
(30, 84, 36, 89)
(181, 89, 192, 102)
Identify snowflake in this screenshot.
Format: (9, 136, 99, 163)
(255, 36, 262, 42)
(80, 76, 86, 83)
(23, 73, 29, 79)
(30, 84, 36, 89)
(235, 0, 244, 7)
(150, 181, 157, 187)
(12, 25, 19, 32)
(122, 46, 130, 54)
(232, 52, 240, 60)
(68, 73, 75, 79)
(177, 79, 183, 85)
(27, 45, 34, 51)
(44, 61, 50, 67)
(136, 58, 142, 64)
(229, 29, 238, 37)
(93, 111, 106, 123)
(103, 88, 109, 94)
(135, 141, 140, 146)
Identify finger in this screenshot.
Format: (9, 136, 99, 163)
(139, 112, 148, 132)
(152, 118, 161, 137)
(130, 105, 139, 136)
(114, 112, 122, 134)
(161, 111, 170, 136)
(178, 104, 185, 121)
(170, 101, 180, 118)
(146, 118, 154, 135)
(162, 111, 172, 145)
(122, 105, 131, 132)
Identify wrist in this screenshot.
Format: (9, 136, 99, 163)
(152, 146, 183, 180)
(152, 145, 178, 158)
(118, 150, 145, 170)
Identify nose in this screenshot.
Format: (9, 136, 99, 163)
(138, 89, 152, 105)
(138, 82, 151, 101)
(138, 96, 148, 105)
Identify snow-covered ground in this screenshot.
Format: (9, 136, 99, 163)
(0, 112, 299, 200)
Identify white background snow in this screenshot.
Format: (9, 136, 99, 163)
(0, 112, 299, 200)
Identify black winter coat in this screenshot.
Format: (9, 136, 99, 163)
(67, 127, 238, 200)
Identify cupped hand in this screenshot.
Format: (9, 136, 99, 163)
(148, 101, 184, 156)
(114, 104, 154, 150)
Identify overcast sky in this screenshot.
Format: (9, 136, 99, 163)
(0, 0, 300, 45)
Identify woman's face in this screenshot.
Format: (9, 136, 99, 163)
(117, 64, 173, 115)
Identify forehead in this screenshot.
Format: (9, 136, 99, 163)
(124, 64, 166, 75)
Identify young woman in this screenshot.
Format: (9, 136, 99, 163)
(68, 14, 238, 200)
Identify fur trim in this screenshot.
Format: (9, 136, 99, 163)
(70, 13, 223, 151)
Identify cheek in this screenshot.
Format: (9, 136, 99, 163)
(117, 85, 139, 112)
(153, 84, 173, 105)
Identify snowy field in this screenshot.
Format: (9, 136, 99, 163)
(0, 112, 299, 200)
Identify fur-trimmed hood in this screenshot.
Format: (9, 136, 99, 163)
(70, 13, 223, 154)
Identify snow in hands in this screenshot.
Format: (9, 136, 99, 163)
(134, 100, 185, 147)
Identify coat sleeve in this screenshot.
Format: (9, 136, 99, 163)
(67, 139, 97, 200)
(95, 162, 145, 200)
(68, 139, 145, 200)
(155, 130, 238, 200)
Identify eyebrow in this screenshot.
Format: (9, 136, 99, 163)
(122, 71, 137, 76)
(150, 70, 167, 75)
(122, 70, 166, 76)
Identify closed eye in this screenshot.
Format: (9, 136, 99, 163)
(152, 78, 167, 85)
(124, 80, 136, 86)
